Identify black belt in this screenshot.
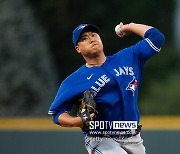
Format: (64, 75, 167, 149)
(87, 125, 142, 139)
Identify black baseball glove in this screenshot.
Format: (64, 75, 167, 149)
(77, 90, 98, 132)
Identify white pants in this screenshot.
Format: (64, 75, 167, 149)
(85, 133, 146, 154)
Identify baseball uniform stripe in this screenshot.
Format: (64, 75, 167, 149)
(145, 38, 161, 52)
(85, 142, 103, 154)
(48, 111, 55, 114)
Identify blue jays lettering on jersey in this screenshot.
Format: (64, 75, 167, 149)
(48, 28, 165, 129)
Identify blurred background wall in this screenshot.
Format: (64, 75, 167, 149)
(0, 0, 179, 153)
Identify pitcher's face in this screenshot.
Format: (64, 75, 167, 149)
(75, 31, 103, 57)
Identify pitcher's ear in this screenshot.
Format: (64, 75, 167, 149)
(75, 45, 81, 53)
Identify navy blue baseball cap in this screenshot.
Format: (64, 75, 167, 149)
(72, 24, 99, 46)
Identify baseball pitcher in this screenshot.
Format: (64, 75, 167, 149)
(48, 22, 165, 154)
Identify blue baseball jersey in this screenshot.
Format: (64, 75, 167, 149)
(48, 28, 165, 127)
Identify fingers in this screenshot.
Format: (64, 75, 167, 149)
(119, 22, 124, 34)
(120, 22, 127, 37)
(115, 22, 125, 38)
(90, 113, 95, 120)
(119, 22, 123, 28)
(116, 22, 131, 37)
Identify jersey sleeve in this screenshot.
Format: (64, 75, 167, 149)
(48, 72, 84, 125)
(133, 28, 165, 62)
(48, 67, 87, 125)
(48, 80, 74, 125)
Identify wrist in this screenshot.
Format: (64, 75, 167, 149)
(126, 23, 135, 32)
(73, 116, 83, 127)
(121, 23, 135, 35)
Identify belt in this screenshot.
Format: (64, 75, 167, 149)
(87, 125, 142, 139)
(110, 124, 142, 139)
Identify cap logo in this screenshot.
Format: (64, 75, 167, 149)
(78, 24, 88, 30)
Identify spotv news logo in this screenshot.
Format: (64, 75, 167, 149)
(89, 121, 137, 130)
